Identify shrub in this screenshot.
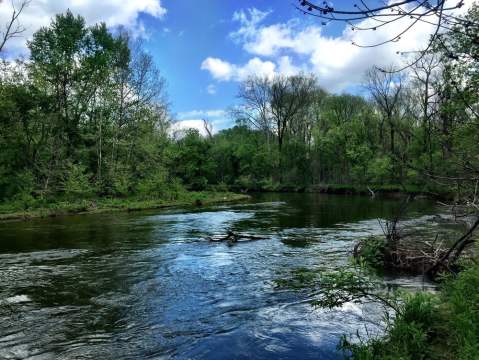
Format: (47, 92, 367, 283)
(367, 156, 393, 184)
(136, 169, 185, 200)
(236, 175, 255, 190)
(341, 292, 438, 359)
(211, 182, 229, 192)
(63, 162, 95, 199)
(356, 237, 387, 269)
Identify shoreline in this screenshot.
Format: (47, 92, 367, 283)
(0, 192, 250, 222)
(230, 183, 451, 199)
(0, 185, 450, 223)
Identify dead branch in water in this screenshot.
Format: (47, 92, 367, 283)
(206, 231, 266, 244)
(427, 217, 479, 276)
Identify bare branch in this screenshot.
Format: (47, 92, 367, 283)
(0, 0, 30, 53)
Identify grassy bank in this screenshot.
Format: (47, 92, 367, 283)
(0, 192, 250, 222)
(342, 262, 479, 359)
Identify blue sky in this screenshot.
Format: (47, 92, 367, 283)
(142, 1, 342, 115)
(143, 1, 351, 129)
(0, 0, 435, 133)
(138, 0, 432, 132)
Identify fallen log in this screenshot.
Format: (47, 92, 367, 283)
(206, 231, 266, 244)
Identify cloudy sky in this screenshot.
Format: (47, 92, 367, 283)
(0, 0, 450, 133)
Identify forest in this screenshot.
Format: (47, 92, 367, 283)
(2, 8, 478, 212)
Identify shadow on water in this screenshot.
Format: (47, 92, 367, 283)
(0, 193, 445, 359)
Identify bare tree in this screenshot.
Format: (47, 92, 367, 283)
(0, 0, 30, 53)
(407, 52, 442, 170)
(269, 75, 317, 155)
(202, 118, 213, 139)
(235, 74, 317, 152)
(296, 0, 477, 71)
(235, 74, 317, 180)
(235, 76, 272, 135)
(365, 67, 404, 154)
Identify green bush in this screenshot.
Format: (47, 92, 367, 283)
(258, 177, 280, 191)
(236, 174, 256, 190)
(136, 169, 185, 200)
(63, 162, 95, 199)
(341, 292, 438, 359)
(357, 237, 387, 269)
(367, 156, 393, 184)
(440, 264, 479, 359)
(341, 264, 479, 359)
(136, 168, 170, 199)
(211, 182, 229, 192)
(110, 170, 132, 197)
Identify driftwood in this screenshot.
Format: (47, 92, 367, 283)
(354, 235, 449, 275)
(206, 231, 265, 244)
(355, 210, 478, 277)
(427, 217, 479, 276)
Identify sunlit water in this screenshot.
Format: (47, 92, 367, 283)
(0, 193, 459, 359)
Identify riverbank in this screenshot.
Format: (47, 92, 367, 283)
(306, 184, 450, 199)
(343, 261, 479, 359)
(229, 183, 451, 199)
(344, 226, 479, 359)
(0, 192, 250, 222)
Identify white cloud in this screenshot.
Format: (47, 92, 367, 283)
(277, 56, 302, 77)
(201, 57, 236, 81)
(201, 56, 276, 82)
(171, 120, 209, 137)
(0, 0, 167, 55)
(203, 5, 451, 91)
(231, 8, 271, 42)
(174, 109, 233, 136)
(177, 109, 226, 120)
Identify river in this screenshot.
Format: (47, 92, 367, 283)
(0, 193, 452, 359)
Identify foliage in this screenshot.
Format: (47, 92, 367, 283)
(340, 292, 439, 360)
(62, 162, 95, 199)
(274, 267, 320, 290)
(356, 237, 387, 270)
(277, 262, 479, 359)
(339, 263, 479, 360)
(2, 7, 479, 201)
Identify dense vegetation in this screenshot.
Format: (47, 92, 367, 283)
(1, 8, 479, 210)
(341, 262, 479, 359)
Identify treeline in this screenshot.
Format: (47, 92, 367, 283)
(0, 11, 180, 207)
(1, 7, 478, 207)
(202, 5, 479, 195)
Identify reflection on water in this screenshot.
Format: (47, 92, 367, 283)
(0, 193, 452, 359)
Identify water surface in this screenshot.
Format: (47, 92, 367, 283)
(0, 193, 443, 359)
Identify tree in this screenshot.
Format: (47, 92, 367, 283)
(0, 0, 30, 53)
(236, 74, 317, 181)
(365, 67, 404, 155)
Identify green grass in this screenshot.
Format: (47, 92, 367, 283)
(341, 263, 479, 359)
(0, 192, 250, 221)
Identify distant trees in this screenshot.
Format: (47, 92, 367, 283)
(235, 74, 317, 181)
(220, 2, 478, 195)
(230, 73, 382, 187)
(1, 4, 479, 226)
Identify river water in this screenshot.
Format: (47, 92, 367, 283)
(0, 193, 449, 359)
